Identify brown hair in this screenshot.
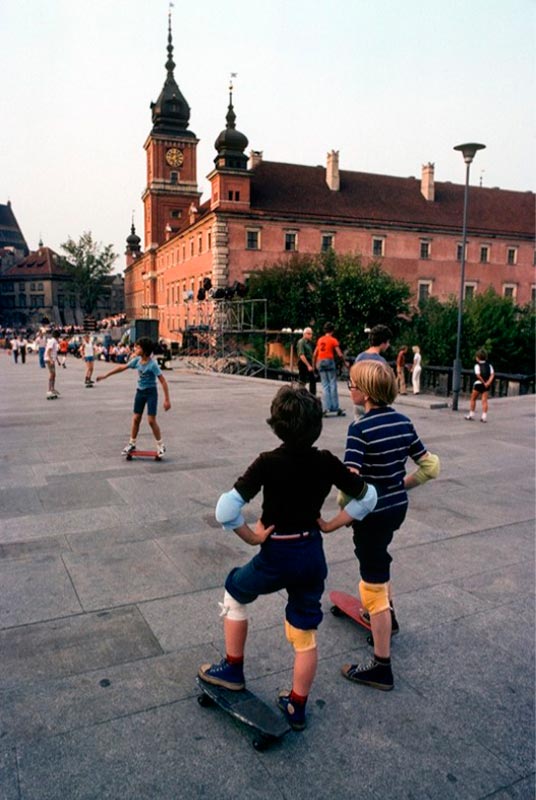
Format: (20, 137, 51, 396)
(350, 360, 397, 406)
(267, 385, 322, 447)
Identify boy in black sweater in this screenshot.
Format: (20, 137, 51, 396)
(198, 385, 377, 730)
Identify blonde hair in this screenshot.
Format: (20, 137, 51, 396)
(412, 345, 420, 354)
(350, 360, 397, 406)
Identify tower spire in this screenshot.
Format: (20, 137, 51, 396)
(150, 8, 194, 136)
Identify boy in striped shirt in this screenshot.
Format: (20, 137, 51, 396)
(319, 360, 440, 690)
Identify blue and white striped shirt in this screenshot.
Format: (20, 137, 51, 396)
(344, 406, 427, 514)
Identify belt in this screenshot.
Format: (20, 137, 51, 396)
(270, 530, 312, 541)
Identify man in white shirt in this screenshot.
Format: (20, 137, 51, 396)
(44, 331, 60, 397)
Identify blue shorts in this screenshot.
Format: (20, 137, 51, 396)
(224, 529, 327, 630)
(133, 387, 158, 416)
(85, 356, 94, 362)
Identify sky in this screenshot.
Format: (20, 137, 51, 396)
(1, 0, 534, 272)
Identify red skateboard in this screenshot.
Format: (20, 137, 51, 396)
(329, 590, 371, 631)
(125, 450, 161, 462)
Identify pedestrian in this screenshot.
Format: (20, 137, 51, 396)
(96, 337, 171, 457)
(198, 385, 377, 730)
(313, 322, 346, 416)
(355, 324, 392, 364)
(296, 327, 316, 395)
(396, 345, 408, 395)
(318, 360, 440, 691)
(465, 349, 495, 423)
(10, 335, 20, 364)
(58, 337, 69, 368)
(80, 334, 96, 385)
(44, 330, 61, 398)
(411, 345, 422, 394)
(35, 331, 46, 368)
(19, 336, 28, 364)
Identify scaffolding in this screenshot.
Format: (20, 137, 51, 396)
(178, 298, 268, 376)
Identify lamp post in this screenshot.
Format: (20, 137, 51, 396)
(451, 142, 486, 411)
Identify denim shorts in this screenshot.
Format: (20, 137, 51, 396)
(225, 530, 327, 630)
(133, 387, 158, 416)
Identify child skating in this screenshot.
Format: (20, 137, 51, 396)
(96, 337, 171, 456)
(198, 385, 377, 730)
(465, 349, 495, 423)
(318, 360, 440, 691)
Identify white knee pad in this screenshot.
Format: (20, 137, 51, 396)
(218, 590, 248, 621)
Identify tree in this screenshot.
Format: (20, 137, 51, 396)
(247, 253, 412, 355)
(60, 232, 117, 315)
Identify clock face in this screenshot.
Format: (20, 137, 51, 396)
(166, 147, 184, 167)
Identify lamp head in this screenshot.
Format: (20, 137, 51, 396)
(454, 142, 486, 164)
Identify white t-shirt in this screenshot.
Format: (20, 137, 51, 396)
(45, 337, 58, 363)
(82, 338, 95, 357)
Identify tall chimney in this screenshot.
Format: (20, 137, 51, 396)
(326, 150, 340, 191)
(421, 162, 435, 201)
(248, 150, 263, 169)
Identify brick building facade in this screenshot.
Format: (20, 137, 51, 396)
(124, 21, 535, 343)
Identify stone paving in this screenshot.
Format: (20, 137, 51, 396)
(0, 351, 534, 800)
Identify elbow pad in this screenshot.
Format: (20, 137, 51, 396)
(344, 483, 378, 521)
(413, 453, 440, 485)
(215, 488, 246, 530)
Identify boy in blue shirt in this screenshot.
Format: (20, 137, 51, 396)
(319, 360, 439, 691)
(96, 337, 171, 456)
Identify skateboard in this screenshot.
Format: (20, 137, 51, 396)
(196, 678, 290, 751)
(329, 590, 371, 631)
(125, 450, 161, 461)
(46, 392, 60, 400)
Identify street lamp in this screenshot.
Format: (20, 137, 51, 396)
(451, 142, 486, 411)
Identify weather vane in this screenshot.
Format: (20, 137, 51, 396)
(230, 72, 238, 91)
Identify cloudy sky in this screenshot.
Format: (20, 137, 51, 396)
(1, 0, 534, 270)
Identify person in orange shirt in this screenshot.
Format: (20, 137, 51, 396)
(58, 337, 69, 368)
(313, 322, 346, 417)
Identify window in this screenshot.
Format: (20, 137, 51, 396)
(37, 282, 44, 291)
(456, 243, 468, 261)
(18, 294, 26, 308)
(246, 230, 260, 250)
(464, 283, 477, 300)
(171, 210, 182, 219)
(502, 284, 517, 300)
(207, 232, 212, 250)
(420, 240, 430, 260)
(321, 234, 334, 252)
(30, 282, 36, 291)
(372, 237, 385, 257)
(507, 247, 518, 265)
(30, 294, 45, 308)
(480, 245, 490, 263)
(285, 232, 297, 252)
(190, 239, 194, 257)
(3, 282, 14, 292)
(531, 286, 536, 307)
(417, 280, 432, 303)
(170, 172, 178, 184)
(198, 235, 202, 254)
(228, 191, 233, 201)
(234, 191, 240, 201)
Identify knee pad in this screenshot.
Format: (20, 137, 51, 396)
(359, 580, 390, 616)
(284, 620, 316, 652)
(218, 590, 248, 621)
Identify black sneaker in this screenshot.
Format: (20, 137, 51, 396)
(341, 658, 394, 691)
(198, 658, 245, 691)
(336, 409, 346, 416)
(276, 690, 306, 731)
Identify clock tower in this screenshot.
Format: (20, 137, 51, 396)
(142, 14, 200, 249)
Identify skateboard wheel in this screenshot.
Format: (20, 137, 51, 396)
(253, 736, 270, 751)
(126, 454, 132, 461)
(197, 693, 214, 708)
(330, 605, 343, 617)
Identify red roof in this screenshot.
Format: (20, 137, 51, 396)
(248, 161, 535, 239)
(1, 247, 67, 278)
